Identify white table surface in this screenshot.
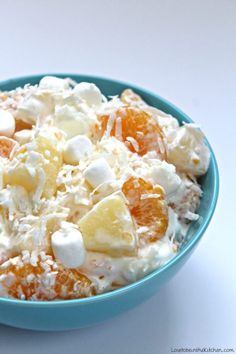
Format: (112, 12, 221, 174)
(0, 1, 235, 353)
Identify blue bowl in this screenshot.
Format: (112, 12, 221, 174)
(0, 74, 219, 331)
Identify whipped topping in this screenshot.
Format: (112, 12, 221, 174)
(167, 124, 210, 176)
(150, 160, 182, 197)
(0, 217, 11, 263)
(81, 236, 176, 293)
(157, 115, 179, 141)
(16, 93, 54, 125)
(39, 76, 70, 91)
(54, 104, 96, 139)
(0, 109, 15, 137)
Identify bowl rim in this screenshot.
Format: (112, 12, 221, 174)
(0, 73, 219, 307)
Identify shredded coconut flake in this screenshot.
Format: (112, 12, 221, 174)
(104, 112, 116, 138)
(140, 193, 161, 200)
(115, 116, 122, 139)
(126, 136, 139, 152)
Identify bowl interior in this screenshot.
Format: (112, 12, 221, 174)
(0, 74, 219, 304)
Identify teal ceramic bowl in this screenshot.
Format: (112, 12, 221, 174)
(0, 74, 219, 331)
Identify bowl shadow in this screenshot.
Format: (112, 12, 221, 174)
(0, 283, 173, 354)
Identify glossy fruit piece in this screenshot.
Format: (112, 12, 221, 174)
(15, 119, 32, 132)
(35, 136, 63, 198)
(55, 269, 96, 300)
(0, 136, 18, 159)
(122, 176, 168, 242)
(4, 136, 62, 198)
(79, 192, 137, 257)
(0, 254, 95, 300)
(99, 107, 166, 158)
(4, 164, 37, 192)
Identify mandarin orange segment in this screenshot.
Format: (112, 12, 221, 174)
(0, 253, 95, 300)
(0, 136, 18, 159)
(99, 107, 166, 158)
(15, 119, 32, 132)
(0, 261, 44, 300)
(55, 269, 96, 300)
(122, 177, 168, 242)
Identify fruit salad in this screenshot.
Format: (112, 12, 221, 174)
(0, 77, 210, 300)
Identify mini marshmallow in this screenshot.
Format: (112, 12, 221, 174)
(39, 76, 69, 90)
(14, 129, 33, 145)
(0, 109, 15, 138)
(84, 158, 115, 188)
(51, 222, 86, 268)
(63, 135, 93, 165)
(74, 82, 102, 106)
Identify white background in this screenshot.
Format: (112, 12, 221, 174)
(0, 1, 235, 353)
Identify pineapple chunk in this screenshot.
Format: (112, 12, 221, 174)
(4, 135, 62, 199)
(4, 165, 37, 192)
(35, 136, 62, 198)
(78, 192, 137, 257)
